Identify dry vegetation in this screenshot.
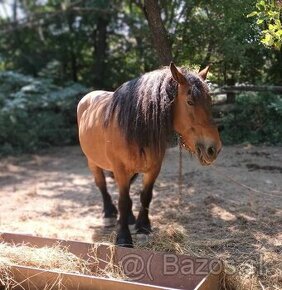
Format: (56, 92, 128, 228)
(0, 243, 89, 274)
(136, 225, 281, 290)
(0, 241, 128, 289)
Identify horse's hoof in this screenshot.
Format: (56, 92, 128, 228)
(135, 233, 152, 244)
(135, 224, 152, 235)
(104, 203, 118, 218)
(102, 217, 117, 227)
(116, 237, 133, 248)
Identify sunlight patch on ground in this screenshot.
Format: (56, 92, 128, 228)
(210, 204, 237, 221)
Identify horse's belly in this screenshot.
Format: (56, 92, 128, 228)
(79, 124, 155, 173)
(79, 126, 112, 170)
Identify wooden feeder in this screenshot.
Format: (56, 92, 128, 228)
(0, 233, 223, 290)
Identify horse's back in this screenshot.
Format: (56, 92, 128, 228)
(77, 90, 112, 123)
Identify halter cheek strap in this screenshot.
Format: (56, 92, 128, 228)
(178, 134, 193, 153)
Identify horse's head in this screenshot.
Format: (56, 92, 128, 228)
(170, 62, 221, 165)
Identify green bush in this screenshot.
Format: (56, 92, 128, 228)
(0, 71, 88, 155)
(221, 93, 282, 145)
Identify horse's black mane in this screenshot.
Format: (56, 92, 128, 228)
(104, 66, 206, 152)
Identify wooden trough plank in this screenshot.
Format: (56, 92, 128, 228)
(11, 266, 173, 290)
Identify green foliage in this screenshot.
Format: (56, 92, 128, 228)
(171, 0, 275, 84)
(0, 0, 280, 87)
(221, 93, 282, 144)
(0, 71, 88, 155)
(247, 0, 282, 50)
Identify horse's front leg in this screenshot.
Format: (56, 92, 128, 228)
(115, 169, 134, 247)
(136, 166, 161, 234)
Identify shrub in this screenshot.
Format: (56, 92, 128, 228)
(0, 71, 89, 155)
(221, 92, 282, 145)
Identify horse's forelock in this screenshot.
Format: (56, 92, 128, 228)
(185, 72, 210, 104)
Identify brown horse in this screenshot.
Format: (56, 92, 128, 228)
(77, 63, 221, 247)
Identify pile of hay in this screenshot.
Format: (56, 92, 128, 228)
(137, 225, 281, 290)
(0, 243, 90, 275)
(89, 243, 128, 280)
(0, 241, 127, 289)
(136, 224, 192, 254)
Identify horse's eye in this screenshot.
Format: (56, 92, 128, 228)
(187, 99, 194, 106)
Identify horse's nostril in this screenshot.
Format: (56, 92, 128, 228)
(196, 144, 202, 155)
(207, 146, 216, 157)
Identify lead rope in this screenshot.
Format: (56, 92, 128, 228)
(178, 136, 183, 204)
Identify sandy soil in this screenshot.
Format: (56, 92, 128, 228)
(0, 145, 281, 289)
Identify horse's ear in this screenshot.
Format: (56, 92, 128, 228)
(198, 66, 210, 80)
(170, 62, 186, 85)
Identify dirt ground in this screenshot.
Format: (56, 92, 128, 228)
(0, 145, 281, 289)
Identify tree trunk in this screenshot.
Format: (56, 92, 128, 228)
(12, 0, 18, 23)
(93, 16, 109, 88)
(142, 0, 173, 65)
(226, 78, 236, 103)
(200, 40, 213, 71)
(67, 12, 78, 82)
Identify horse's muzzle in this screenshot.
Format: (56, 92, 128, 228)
(196, 142, 220, 165)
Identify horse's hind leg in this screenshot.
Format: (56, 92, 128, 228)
(135, 166, 161, 234)
(89, 162, 117, 227)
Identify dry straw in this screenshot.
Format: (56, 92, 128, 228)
(136, 225, 281, 290)
(0, 242, 90, 274)
(0, 241, 127, 290)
